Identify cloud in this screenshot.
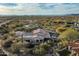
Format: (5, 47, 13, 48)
(0, 3, 79, 15)
(0, 3, 17, 7)
(38, 3, 57, 9)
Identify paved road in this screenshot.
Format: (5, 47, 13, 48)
(1, 48, 17, 56)
(0, 40, 16, 56)
(0, 19, 16, 56)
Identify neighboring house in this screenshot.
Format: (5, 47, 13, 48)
(64, 22, 79, 30)
(15, 28, 58, 44)
(68, 40, 79, 55)
(74, 22, 79, 29)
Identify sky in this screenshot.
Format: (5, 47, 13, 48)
(0, 3, 79, 15)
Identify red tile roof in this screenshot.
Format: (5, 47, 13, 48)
(68, 40, 79, 53)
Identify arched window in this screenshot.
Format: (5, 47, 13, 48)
(36, 40, 39, 42)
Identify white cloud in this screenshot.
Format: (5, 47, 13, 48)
(0, 3, 79, 15)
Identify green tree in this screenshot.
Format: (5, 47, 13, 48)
(59, 28, 79, 41)
(33, 46, 46, 56)
(58, 28, 79, 49)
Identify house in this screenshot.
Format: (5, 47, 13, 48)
(15, 28, 51, 44)
(66, 22, 75, 25)
(74, 22, 79, 29)
(15, 28, 58, 44)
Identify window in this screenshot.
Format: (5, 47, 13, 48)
(36, 40, 39, 42)
(40, 40, 42, 42)
(26, 40, 30, 42)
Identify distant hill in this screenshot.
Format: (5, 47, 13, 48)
(0, 14, 79, 16)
